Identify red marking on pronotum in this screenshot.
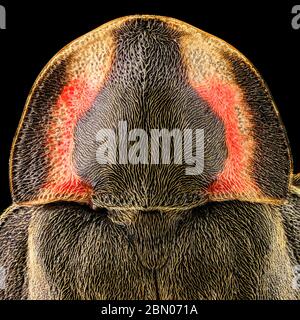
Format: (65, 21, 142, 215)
(193, 78, 253, 195)
(42, 78, 98, 200)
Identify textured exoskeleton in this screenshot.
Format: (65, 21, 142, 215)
(0, 15, 300, 300)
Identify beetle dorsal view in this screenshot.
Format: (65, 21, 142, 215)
(1, 15, 300, 300)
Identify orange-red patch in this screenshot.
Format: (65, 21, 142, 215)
(193, 78, 257, 196)
(40, 78, 99, 201)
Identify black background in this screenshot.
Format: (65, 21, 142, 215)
(0, 300, 298, 318)
(0, 0, 299, 211)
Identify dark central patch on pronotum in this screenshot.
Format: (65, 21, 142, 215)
(73, 18, 227, 209)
